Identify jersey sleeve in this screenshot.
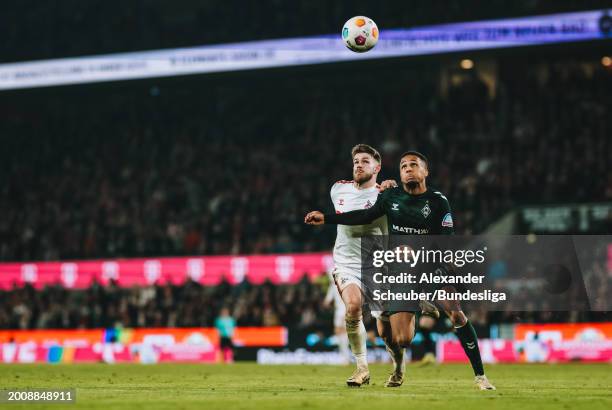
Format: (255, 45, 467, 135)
(328, 182, 344, 213)
(430, 193, 454, 234)
(324, 190, 387, 225)
(330, 182, 339, 201)
(329, 183, 338, 211)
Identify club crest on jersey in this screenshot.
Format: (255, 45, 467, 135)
(421, 203, 431, 218)
(391, 203, 399, 211)
(364, 200, 373, 209)
(442, 213, 454, 227)
(338, 198, 344, 206)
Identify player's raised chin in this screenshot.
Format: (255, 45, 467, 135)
(400, 154, 429, 188)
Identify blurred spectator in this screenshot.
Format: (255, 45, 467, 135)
(214, 307, 236, 363)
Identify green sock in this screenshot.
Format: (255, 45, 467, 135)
(455, 321, 484, 376)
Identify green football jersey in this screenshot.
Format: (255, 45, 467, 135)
(325, 186, 454, 235)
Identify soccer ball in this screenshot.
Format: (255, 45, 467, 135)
(342, 16, 379, 53)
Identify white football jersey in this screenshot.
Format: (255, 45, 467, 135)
(330, 180, 387, 275)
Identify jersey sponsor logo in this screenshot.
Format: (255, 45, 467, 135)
(442, 213, 454, 227)
(391, 203, 399, 211)
(421, 202, 431, 218)
(392, 224, 429, 234)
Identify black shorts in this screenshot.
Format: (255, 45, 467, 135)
(220, 336, 233, 348)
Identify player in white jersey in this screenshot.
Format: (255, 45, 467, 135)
(309, 144, 440, 388)
(320, 144, 390, 387)
(330, 179, 387, 296)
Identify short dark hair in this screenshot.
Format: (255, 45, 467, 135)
(351, 144, 381, 163)
(400, 151, 428, 168)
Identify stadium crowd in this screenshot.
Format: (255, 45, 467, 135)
(0, 278, 328, 330)
(1, 59, 610, 262)
(0, 266, 608, 331)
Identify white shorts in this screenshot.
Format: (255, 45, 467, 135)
(332, 267, 390, 322)
(331, 267, 362, 293)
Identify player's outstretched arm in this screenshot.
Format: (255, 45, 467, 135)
(304, 206, 384, 226)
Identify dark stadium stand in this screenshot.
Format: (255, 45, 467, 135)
(1, 57, 610, 261)
(2, 0, 611, 63)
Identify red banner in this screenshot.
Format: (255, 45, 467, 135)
(438, 323, 612, 364)
(0, 253, 333, 289)
(0, 343, 217, 364)
(0, 326, 287, 364)
(515, 323, 612, 342)
(0, 327, 286, 347)
(437, 339, 518, 363)
(439, 339, 612, 363)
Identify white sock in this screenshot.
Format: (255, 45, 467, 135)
(338, 332, 351, 363)
(345, 316, 368, 368)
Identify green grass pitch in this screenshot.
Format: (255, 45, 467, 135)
(0, 363, 610, 410)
